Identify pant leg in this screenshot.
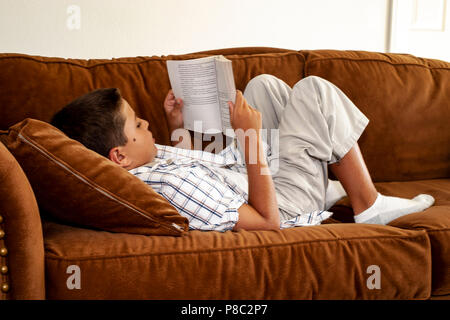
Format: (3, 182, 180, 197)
(243, 74, 369, 223)
(274, 75, 369, 216)
(243, 74, 292, 155)
(244, 74, 292, 130)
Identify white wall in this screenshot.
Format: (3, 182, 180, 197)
(0, 0, 390, 59)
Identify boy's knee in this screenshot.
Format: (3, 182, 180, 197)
(295, 76, 331, 90)
(244, 74, 279, 95)
(293, 76, 332, 98)
(250, 73, 278, 84)
(298, 75, 323, 86)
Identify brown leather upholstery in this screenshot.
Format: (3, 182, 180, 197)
(302, 49, 450, 182)
(0, 47, 448, 299)
(380, 179, 450, 296)
(1, 119, 188, 236)
(330, 178, 450, 296)
(1, 49, 448, 181)
(0, 49, 305, 148)
(43, 220, 430, 299)
(0, 141, 45, 299)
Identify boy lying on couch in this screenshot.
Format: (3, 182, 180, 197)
(50, 74, 435, 232)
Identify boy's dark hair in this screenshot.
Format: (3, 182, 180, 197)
(51, 88, 128, 157)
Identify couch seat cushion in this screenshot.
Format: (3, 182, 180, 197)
(43, 220, 431, 300)
(379, 179, 450, 297)
(329, 178, 450, 296)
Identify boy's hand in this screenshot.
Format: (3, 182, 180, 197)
(164, 89, 184, 130)
(228, 90, 262, 134)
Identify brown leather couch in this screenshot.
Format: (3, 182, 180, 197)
(0, 47, 449, 300)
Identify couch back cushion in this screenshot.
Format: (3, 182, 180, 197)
(0, 119, 189, 236)
(303, 50, 450, 182)
(0, 48, 305, 147)
(0, 48, 448, 182)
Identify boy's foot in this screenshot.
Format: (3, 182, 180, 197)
(354, 192, 435, 225)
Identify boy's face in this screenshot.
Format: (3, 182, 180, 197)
(109, 98, 157, 170)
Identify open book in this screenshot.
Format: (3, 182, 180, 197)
(166, 55, 236, 137)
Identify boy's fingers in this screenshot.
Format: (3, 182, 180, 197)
(235, 90, 243, 108)
(236, 90, 252, 111)
(228, 101, 233, 116)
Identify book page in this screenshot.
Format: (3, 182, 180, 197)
(167, 56, 222, 134)
(215, 56, 236, 137)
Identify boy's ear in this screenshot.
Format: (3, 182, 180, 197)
(108, 147, 131, 168)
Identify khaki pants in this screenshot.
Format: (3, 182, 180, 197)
(243, 75, 369, 226)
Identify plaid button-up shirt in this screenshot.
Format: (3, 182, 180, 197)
(129, 138, 332, 232)
(129, 139, 250, 232)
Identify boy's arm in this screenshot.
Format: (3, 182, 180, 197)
(228, 91, 280, 231)
(233, 136, 280, 231)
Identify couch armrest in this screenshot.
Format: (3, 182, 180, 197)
(0, 140, 45, 299)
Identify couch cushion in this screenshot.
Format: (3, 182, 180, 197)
(378, 179, 450, 296)
(0, 141, 45, 299)
(43, 220, 431, 299)
(329, 178, 450, 296)
(0, 119, 188, 236)
(0, 49, 305, 147)
(303, 50, 450, 182)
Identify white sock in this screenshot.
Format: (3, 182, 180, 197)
(324, 179, 347, 210)
(354, 192, 435, 225)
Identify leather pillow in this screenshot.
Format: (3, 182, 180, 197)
(0, 118, 189, 236)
